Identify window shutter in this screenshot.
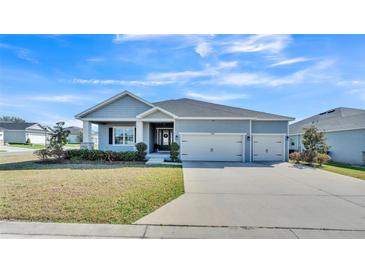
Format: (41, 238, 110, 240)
(109, 128, 113, 144)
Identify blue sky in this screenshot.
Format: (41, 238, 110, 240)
(1, 34, 365, 127)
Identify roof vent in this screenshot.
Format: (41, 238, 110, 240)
(319, 109, 336, 115)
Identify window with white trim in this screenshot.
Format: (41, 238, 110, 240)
(113, 127, 135, 145)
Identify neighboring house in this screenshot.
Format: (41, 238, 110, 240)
(66, 126, 83, 143)
(0, 127, 4, 145)
(75, 91, 294, 162)
(0, 122, 52, 145)
(289, 107, 365, 165)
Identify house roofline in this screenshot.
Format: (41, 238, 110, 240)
(136, 106, 178, 119)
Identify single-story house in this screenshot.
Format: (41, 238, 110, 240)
(289, 107, 365, 165)
(66, 126, 83, 143)
(0, 122, 52, 145)
(65, 126, 98, 145)
(75, 91, 294, 162)
(0, 127, 4, 145)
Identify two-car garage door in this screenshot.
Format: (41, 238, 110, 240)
(180, 134, 244, 162)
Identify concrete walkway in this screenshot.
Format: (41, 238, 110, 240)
(136, 162, 365, 232)
(2, 221, 365, 238)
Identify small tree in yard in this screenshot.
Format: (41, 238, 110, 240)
(302, 126, 330, 165)
(48, 122, 70, 161)
(170, 142, 180, 162)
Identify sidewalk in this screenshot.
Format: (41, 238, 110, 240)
(1, 221, 365, 239)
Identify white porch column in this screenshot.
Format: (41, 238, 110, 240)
(136, 120, 143, 143)
(80, 120, 94, 149)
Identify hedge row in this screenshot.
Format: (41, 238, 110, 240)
(64, 149, 145, 162)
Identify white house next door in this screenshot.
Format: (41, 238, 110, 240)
(253, 134, 285, 161)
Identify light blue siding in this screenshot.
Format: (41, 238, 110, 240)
(326, 129, 365, 165)
(175, 119, 251, 161)
(143, 110, 173, 119)
(83, 95, 152, 119)
(252, 121, 288, 134)
(98, 122, 136, 152)
(290, 129, 365, 165)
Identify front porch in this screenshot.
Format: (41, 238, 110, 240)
(81, 120, 175, 153)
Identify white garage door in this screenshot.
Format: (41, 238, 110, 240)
(180, 134, 244, 162)
(27, 133, 46, 145)
(253, 135, 285, 161)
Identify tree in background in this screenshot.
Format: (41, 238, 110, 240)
(0, 116, 25, 123)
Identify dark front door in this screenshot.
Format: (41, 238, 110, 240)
(157, 128, 173, 151)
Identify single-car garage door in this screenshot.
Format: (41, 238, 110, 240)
(253, 134, 285, 161)
(180, 134, 245, 162)
(27, 133, 46, 145)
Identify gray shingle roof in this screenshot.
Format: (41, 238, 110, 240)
(0, 122, 38, 130)
(289, 107, 365, 135)
(154, 98, 293, 120)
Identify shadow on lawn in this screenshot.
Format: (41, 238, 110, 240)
(0, 160, 175, 171)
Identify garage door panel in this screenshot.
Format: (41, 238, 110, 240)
(253, 135, 284, 161)
(181, 134, 244, 162)
(27, 133, 46, 145)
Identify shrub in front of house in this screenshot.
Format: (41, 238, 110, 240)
(33, 149, 51, 161)
(316, 153, 331, 166)
(63, 149, 141, 162)
(26, 138, 31, 145)
(170, 142, 180, 162)
(289, 152, 301, 164)
(135, 142, 147, 161)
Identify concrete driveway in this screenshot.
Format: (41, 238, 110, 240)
(136, 162, 365, 232)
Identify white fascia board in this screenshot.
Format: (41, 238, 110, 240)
(139, 118, 175, 122)
(75, 90, 155, 119)
(176, 117, 293, 121)
(81, 118, 137, 122)
(252, 133, 287, 135)
(179, 132, 246, 135)
(136, 106, 178, 119)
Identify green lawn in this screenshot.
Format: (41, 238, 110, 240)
(322, 162, 365, 180)
(0, 150, 6, 152)
(8, 143, 46, 149)
(0, 154, 184, 224)
(65, 143, 81, 148)
(290, 160, 365, 181)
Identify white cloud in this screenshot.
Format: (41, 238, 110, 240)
(195, 42, 213, 57)
(269, 57, 311, 67)
(224, 35, 291, 54)
(30, 95, 86, 103)
(213, 72, 272, 86)
(210, 59, 335, 87)
(86, 57, 105, 62)
(72, 79, 175, 86)
(348, 89, 365, 101)
(147, 61, 238, 82)
(186, 91, 249, 102)
(0, 43, 39, 63)
(113, 34, 169, 43)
